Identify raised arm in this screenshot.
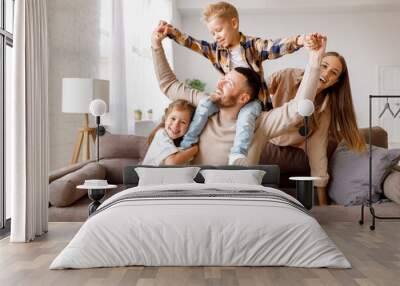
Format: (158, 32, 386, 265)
(158, 21, 217, 63)
(151, 27, 207, 106)
(255, 35, 302, 61)
(257, 37, 326, 138)
(256, 33, 321, 61)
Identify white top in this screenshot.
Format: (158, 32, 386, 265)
(142, 129, 179, 166)
(229, 45, 250, 68)
(289, 176, 322, 181)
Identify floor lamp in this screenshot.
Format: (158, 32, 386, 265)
(62, 78, 109, 165)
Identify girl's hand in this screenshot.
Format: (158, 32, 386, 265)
(187, 144, 199, 155)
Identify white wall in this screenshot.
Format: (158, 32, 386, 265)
(47, 0, 105, 171)
(174, 9, 400, 128)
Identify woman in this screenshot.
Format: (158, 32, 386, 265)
(267, 51, 365, 204)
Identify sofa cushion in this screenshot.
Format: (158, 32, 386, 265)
(383, 169, 400, 204)
(328, 143, 400, 206)
(49, 162, 106, 207)
(100, 132, 148, 160)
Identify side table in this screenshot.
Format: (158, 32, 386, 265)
(289, 176, 322, 210)
(77, 184, 117, 215)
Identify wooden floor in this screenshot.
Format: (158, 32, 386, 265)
(1, 218, 400, 286)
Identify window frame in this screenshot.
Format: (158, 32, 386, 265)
(0, 0, 13, 233)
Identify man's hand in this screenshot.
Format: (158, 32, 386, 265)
(156, 20, 175, 37)
(152, 21, 170, 48)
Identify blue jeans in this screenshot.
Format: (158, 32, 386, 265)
(180, 97, 219, 149)
(180, 97, 262, 157)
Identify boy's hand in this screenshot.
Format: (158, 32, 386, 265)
(304, 33, 325, 50)
(308, 35, 327, 62)
(156, 20, 175, 37)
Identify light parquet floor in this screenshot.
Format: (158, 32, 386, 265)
(1, 218, 400, 286)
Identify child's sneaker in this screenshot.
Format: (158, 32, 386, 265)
(228, 154, 248, 166)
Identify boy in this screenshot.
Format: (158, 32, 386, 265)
(158, 1, 319, 165)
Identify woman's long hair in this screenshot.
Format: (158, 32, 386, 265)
(323, 52, 365, 152)
(147, 100, 196, 146)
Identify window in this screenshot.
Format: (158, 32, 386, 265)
(0, 0, 14, 233)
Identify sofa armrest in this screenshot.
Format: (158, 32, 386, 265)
(49, 160, 96, 183)
(49, 162, 106, 207)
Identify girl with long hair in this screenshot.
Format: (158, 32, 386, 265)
(267, 51, 365, 204)
(143, 99, 198, 165)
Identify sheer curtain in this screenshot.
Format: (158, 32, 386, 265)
(108, 0, 174, 134)
(10, 0, 49, 242)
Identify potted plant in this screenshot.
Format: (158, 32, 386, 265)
(133, 109, 142, 121)
(147, 109, 153, 120)
(185, 78, 206, 92)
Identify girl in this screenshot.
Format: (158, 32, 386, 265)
(142, 99, 198, 165)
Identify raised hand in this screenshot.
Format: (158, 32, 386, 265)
(304, 33, 325, 51)
(152, 21, 170, 48)
(308, 35, 327, 63)
(156, 20, 174, 37)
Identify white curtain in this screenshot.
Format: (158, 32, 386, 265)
(109, 0, 128, 134)
(109, 0, 173, 134)
(10, 0, 49, 242)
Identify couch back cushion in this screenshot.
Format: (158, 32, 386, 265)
(100, 132, 148, 160)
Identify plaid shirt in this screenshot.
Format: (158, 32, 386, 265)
(169, 29, 302, 110)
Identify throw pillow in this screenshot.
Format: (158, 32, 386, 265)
(383, 170, 400, 204)
(200, 169, 266, 185)
(135, 167, 200, 186)
(328, 142, 400, 206)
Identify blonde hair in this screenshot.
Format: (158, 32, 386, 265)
(203, 1, 239, 23)
(147, 100, 196, 146)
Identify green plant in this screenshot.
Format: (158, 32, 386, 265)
(185, 78, 206, 92)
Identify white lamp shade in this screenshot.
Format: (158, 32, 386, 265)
(89, 99, 107, 116)
(62, 78, 109, 113)
(298, 99, 315, 117)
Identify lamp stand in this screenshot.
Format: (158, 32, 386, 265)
(70, 113, 97, 165)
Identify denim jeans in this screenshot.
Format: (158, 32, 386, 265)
(180, 97, 219, 149)
(230, 100, 262, 156)
(181, 97, 262, 158)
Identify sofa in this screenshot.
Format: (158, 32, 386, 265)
(48, 127, 389, 222)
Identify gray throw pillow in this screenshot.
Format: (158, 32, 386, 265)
(383, 170, 400, 204)
(328, 142, 400, 206)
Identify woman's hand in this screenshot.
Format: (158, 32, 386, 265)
(308, 34, 327, 65)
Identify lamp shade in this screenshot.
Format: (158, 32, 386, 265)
(62, 78, 109, 113)
(298, 99, 315, 117)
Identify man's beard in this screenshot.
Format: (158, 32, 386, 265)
(214, 94, 238, 108)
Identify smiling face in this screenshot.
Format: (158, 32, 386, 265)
(318, 55, 343, 92)
(206, 16, 239, 48)
(164, 108, 192, 140)
(213, 70, 249, 108)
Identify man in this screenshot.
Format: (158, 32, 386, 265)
(151, 28, 325, 165)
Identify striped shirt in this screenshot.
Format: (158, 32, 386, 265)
(168, 29, 302, 110)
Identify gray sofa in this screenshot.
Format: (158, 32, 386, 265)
(48, 127, 389, 222)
